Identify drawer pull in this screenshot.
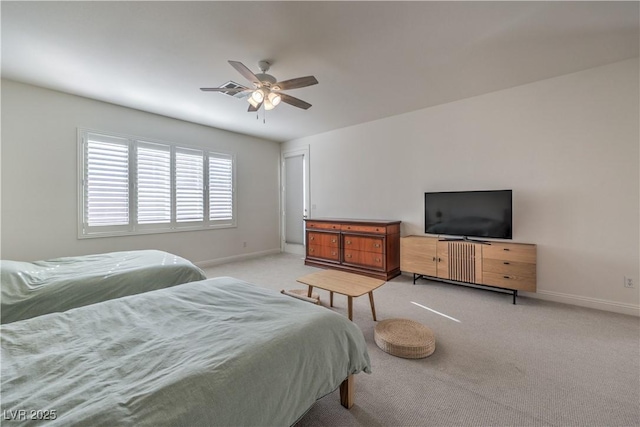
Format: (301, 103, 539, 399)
(346, 254, 352, 258)
(374, 243, 380, 248)
(504, 262, 510, 265)
(503, 248, 510, 251)
(376, 258, 381, 262)
(333, 225, 337, 229)
(309, 248, 314, 253)
(503, 275, 510, 279)
(346, 240, 351, 245)
(331, 239, 336, 243)
(432, 257, 436, 261)
(347, 226, 351, 229)
(332, 252, 336, 256)
(375, 228, 380, 231)
(310, 236, 314, 241)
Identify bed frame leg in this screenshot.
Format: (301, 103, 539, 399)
(340, 375, 354, 409)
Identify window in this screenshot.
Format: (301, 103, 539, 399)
(79, 129, 236, 238)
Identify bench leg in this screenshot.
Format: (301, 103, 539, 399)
(347, 296, 353, 321)
(340, 375, 354, 409)
(368, 292, 377, 321)
(307, 285, 314, 298)
(330, 291, 334, 307)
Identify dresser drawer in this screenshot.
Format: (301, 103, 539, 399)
(343, 250, 385, 270)
(307, 244, 340, 262)
(307, 231, 339, 247)
(343, 235, 384, 253)
(341, 224, 387, 234)
(482, 272, 536, 292)
(483, 243, 536, 264)
(483, 259, 536, 278)
(306, 221, 341, 231)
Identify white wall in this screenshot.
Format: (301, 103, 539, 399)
(1, 79, 281, 264)
(283, 59, 640, 315)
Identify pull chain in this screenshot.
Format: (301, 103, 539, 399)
(253, 104, 267, 124)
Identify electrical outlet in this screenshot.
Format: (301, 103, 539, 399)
(624, 276, 635, 288)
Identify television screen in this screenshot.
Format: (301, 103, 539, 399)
(424, 190, 512, 239)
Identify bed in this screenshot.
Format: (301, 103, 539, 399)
(1, 276, 371, 426)
(1, 250, 207, 324)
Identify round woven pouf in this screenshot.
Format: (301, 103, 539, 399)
(374, 318, 436, 359)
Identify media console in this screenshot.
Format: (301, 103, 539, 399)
(400, 235, 536, 304)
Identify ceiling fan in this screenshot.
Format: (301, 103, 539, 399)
(201, 60, 318, 112)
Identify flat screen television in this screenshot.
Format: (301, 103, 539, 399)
(424, 190, 512, 240)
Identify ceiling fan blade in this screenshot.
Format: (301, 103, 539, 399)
(279, 93, 312, 110)
(200, 87, 250, 92)
(229, 60, 261, 86)
(248, 101, 263, 112)
(274, 76, 318, 90)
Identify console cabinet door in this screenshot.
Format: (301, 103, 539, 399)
(400, 236, 437, 277)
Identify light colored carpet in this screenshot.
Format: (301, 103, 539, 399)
(203, 253, 640, 427)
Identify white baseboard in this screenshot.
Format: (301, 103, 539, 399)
(283, 243, 305, 256)
(403, 272, 639, 317)
(195, 248, 282, 269)
(530, 290, 639, 317)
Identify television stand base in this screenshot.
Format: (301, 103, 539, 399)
(439, 237, 491, 245)
(412, 273, 519, 304)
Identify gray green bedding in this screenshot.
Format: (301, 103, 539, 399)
(1, 250, 206, 324)
(1, 276, 371, 426)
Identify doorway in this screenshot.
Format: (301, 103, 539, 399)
(281, 147, 310, 255)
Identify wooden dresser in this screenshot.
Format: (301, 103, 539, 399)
(304, 219, 401, 280)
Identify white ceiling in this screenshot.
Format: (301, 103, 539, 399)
(2, 1, 638, 142)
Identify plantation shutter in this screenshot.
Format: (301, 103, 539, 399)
(175, 148, 204, 223)
(136, 142, 171, 224)
(80, 128, 236, 237)
(209, 153, 234, 223)
(84, 133, 130, 229)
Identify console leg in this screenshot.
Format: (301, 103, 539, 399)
(513, 290, 518, 305)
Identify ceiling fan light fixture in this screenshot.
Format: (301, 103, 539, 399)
(268, 92, 281, 107)
(264, 97, 276, 111)
(247, 96, 260, 108)
(251, 89, 265, 103)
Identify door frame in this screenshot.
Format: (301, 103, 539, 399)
(281, 146, 310, 255)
